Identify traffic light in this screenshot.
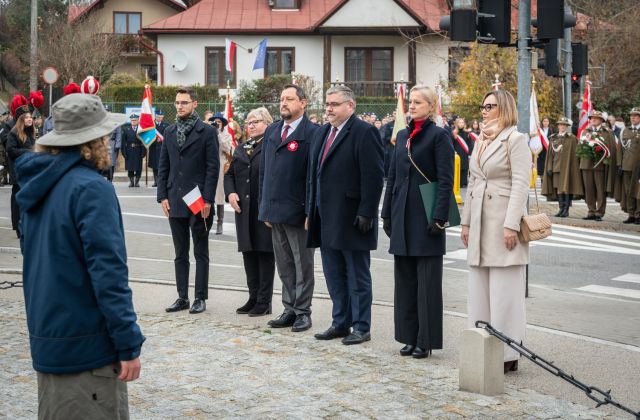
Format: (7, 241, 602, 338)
(439, 1, 477, 42)
(537, 0, 564, 40)
(477, 0, 511, 45)
(572, 43, 588, 76)
(571, 74, 581, 93)
(537, 39, 561, 77)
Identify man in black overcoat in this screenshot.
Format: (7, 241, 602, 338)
(157, 87, 219, 314)
(122, 114, 146, 187)
(258, 85, 318, 332)
(307, 85, 384, 345)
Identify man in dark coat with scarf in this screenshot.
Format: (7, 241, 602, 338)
(157, 87, 219, 314)
(307, 85, 384, 345)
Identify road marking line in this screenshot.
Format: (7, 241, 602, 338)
(128, 256, 241, 269)
(124, 229, 237, 245)
(122, 212, 166, 219)
(117, 196, 158, 199)
(542, 230, 640, 248)
(612, 273, 640, 284)
(551, 223, 640, 240)
(576, 285, 640, 300)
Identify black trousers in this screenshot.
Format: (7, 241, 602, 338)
(169, 214, 213, 300)
(127, 171, 141, 178)
(242, 251, 275, 304)
(460, 165, 469, 187)
(10, 184, 20, 233)
(394, 255, 443, 350)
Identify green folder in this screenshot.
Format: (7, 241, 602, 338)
(418, 182, 461, 228)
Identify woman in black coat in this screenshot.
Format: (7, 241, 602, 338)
(224, 107, 275, 316)
(6, 105, 35, 237)
(381, 85, 454, 359)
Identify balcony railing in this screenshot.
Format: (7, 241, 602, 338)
(330, 81, 412, 98)
(97, 33, 155, 56)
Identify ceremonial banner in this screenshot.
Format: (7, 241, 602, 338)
(136, 85, 158, 147)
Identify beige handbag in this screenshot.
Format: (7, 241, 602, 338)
(505, 136, 552, 243)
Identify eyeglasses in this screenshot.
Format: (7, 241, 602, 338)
(174, 101, 193, 107)
(479, 103, 498, 112)
(245, 120, 264, 127)
(325, 101, 348, 108)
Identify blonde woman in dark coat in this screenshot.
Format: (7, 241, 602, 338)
(460, 90, 531, 374)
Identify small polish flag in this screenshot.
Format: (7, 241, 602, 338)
(182, 186, 206, 215)
(225, 38, 236, 72)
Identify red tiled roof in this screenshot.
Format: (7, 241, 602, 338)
(69, 0, 186, 24)
(142, 0, 449, 34)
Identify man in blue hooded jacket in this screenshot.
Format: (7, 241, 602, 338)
(15, 93, 145, 419)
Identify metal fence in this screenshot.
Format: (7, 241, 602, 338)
(104, 102, 399, 123)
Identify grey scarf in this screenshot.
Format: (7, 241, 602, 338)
(175, 111, 199, 147)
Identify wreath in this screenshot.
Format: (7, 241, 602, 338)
(576, 131, 610, 168)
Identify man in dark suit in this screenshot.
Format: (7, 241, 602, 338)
(121, 114, 146, 187)
(307, 85, 385, 345)
(157, 87, 219, 314)
(259, 84, 318, 332)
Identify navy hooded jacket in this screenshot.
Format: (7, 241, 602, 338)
(15, 150, 145, 374)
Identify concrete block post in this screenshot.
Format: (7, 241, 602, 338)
(459, 328, 504, 396)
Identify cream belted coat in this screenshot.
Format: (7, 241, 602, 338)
(461, 126, 531, 267)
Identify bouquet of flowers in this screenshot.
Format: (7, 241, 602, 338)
(576, 131, 610, 168)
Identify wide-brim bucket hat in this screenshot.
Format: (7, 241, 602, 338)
(37, 93, 127, 147)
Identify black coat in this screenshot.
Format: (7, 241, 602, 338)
(122, 124, 146, 172)
(381, 119, 454, 256)
(258, 116, 318, 226)
(148, 120, 169, 170)
(306, 115, 384, 250)
(6, 129, 35, 183)
(224, 139, 273, 253)
(157, 118, 219, 218)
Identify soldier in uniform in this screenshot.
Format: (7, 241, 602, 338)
(542, 117, 583, 217)
(148, 110, 168, 187)
(579, 111, 618, 221)
(620, 107, 640, 224)
(122, 114, 146, 187)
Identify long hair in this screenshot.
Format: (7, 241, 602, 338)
(482, 90, 518, 129)
(13, 113, 34, 143)
(35, 136, 111, 171)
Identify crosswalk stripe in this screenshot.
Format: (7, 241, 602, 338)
(551, 223, 640, 241)
(576, 285, 640, 299)
(612, 273, 640, 284)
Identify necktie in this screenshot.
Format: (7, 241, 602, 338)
(281, 125, 290, 143)
(321, 127, 339, 164)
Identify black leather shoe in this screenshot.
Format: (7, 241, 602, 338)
(291, 314, 312, 332)
(314, 326, 350, 340)
(635, 219, 640, 225)
(342, 331, 371, 345)
(412, 346, 431, 359)
(236, 299, 256, 314)
(165, 298, 190, 312)
(400, 344, 416, 356)
(267, 312, 296, 328)
(582, 215, 596, 220)
(189, 298, 206, 314)
(623, 217, 636, 224)
(594, 216, 603, 222)
(248, 303, 272, 317)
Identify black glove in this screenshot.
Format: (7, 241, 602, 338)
(427, 219, 446, 236)
(617, 167, 624, 176)
(546, 170, 553, 177)
(353, 215, 374, 234)
(382, 218, 391, 238)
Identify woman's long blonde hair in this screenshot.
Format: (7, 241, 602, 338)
(35, 136, 111, 171)
(482, 90, 518, 129)
(13, 113, 34, 143)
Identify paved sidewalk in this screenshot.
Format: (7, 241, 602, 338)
(0, 294, 608, 419)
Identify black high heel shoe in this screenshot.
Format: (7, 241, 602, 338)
(236, 299, 256, 314)
(412, 347, 431, 359)
(399, 345, 415, 356)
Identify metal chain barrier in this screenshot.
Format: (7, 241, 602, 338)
(0, 281, 22, 290)
(475, 321, 640, 419)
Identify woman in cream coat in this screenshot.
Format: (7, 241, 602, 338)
(460, 89, 531, 373)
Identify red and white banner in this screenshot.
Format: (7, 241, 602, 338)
(224, 90, 236, 148)
(435, 84, 445, 128)
(577, 80, 592, 140)
(182, 186, 205, 215)
(529, 86, 549, 153)
(453, 132, 470, 154)
(225, 38, 236, 73)
(468, 132, 479, 142)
